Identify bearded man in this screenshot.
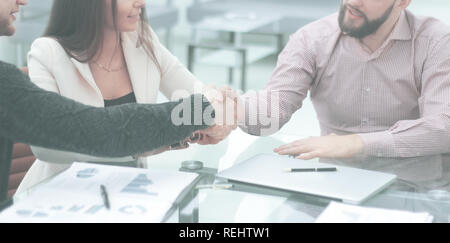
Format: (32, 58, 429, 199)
(237, 0, 450, 190)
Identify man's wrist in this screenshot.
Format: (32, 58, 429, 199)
(349, 134, 365, 157)
(358, 131, 395, 157)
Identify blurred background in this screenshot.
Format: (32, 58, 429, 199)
(1, 0, 449, 88)
(1, 0, 449, 169)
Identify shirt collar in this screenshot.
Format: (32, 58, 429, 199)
(389, 11, 412, 41)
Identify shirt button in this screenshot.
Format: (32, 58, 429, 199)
(365, 88, 371, 92)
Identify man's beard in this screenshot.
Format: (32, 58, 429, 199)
(338, 2, 395, 39)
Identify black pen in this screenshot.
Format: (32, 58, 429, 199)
(100, 184, 111, 210)
(284, 168, 338, 172)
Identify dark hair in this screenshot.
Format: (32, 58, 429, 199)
(44, 0, 159, 68)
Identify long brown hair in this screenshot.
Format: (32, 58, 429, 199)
(44, 0, 159, 68)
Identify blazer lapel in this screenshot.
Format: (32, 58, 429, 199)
(69, 58, 103, 99)
(122, 32, 159, 104)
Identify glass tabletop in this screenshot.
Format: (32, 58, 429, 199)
(156, 131, 450, 223)
(170, 169, 450, 223)
(7, 130, 450, 223)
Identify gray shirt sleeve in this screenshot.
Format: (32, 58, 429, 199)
(0, 62, 213, 157)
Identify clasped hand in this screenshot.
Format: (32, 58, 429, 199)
(193, 85, 241, 145)
(135, 85, 241, 158)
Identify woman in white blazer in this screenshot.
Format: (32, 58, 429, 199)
(18, 0, 232, 192)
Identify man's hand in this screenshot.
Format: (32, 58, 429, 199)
(198, 86, 240, 145)
(195, 125, 234, 145)
(274, 134, 365, 160)
(134, 141, 189, 158)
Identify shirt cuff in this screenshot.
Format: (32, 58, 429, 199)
(238, 93, 261, 136)
(358, 131, 396, 158)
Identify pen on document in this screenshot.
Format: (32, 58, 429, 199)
(100, 184, 111, 210)
(195, 184, 233, 190)
(284, 168, 338, 173)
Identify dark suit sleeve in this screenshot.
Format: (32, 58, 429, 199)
(0, 62, 213, 157)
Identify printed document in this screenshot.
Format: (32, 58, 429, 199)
(0, 163, 198, 222)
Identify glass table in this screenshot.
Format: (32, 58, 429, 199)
(168, 167, 450, 223)
(5, 130, 450, 223)
(155, 130, 450, 223)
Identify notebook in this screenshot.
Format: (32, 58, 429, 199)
(217, 154, 397, 204)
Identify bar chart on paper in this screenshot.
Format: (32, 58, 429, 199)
(0, 163, 199, 222)
(121, 174, 158, 196)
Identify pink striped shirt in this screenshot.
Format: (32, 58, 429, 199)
(241, 10, 450, 187)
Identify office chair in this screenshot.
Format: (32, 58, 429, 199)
(8, 143, 35, 198)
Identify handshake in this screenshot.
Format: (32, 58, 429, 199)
(195, 85, 244, 145)
(137, 85, 244, 158)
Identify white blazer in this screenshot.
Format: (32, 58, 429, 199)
(18, 29, 204, 193)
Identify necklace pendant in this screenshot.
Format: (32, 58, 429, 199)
(93, 61, 125, 73)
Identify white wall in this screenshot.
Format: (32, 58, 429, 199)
(409, 0, 450, 24)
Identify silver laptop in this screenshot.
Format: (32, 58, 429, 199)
(217, 154, 397, 204)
